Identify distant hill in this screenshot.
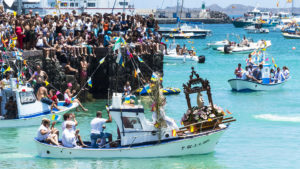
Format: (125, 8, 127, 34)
(207, 4, 299, 15)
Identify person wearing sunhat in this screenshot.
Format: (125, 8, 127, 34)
(64, 83, 88, 112)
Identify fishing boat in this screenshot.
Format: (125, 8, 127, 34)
(0, 79, 78, 128)
(34, 68, 235, 158)
(217, 40, 271, 54)
(228, 62, 289, 91)
(282, 32, 300, 39)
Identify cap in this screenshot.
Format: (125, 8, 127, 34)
(67, 83, 72, 87)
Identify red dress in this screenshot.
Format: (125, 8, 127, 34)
(15, 26, 24, 49)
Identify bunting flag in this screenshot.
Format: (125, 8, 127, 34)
(44, 81, 49, 86)
(99, 57, 106, 64)
(137, 56, 144, 63)
(151, 72, 158, 81)
(262, 48, 266, 51)
(221, 110, 226, 116)
(113, 38, 122, 51)
(172, 129, 177, 137)
(88, 77, 92, 87)
(277, 1, 279, 7)
(51, 114, 59, 121)
(226, 109, 232, 114)
(121, 37, 127, 45)
(265, 58, 269, 61)
(134, 69, 137, 78)
(3, 66, 11, 73)
(56, 91, 61, 96)
(124, 96, 130, 104)
(251, 50, 256, 56)
(116, 52, 124, 67)
(190, 125, 195, 132)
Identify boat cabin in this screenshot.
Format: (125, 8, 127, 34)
(109, 93, 178, 147)
(253, 64, 272, 84)
(1, 78, 53, 120)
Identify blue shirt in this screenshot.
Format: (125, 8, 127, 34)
(104, 35, 111, 47)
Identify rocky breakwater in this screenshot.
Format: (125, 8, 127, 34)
(6, 48, 164, 99)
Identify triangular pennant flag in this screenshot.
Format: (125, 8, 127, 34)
(99, 57, 106, 64)
(137, 56, 144, 63)
(88, 77, 92, 87)
(44, 81, 49, 86)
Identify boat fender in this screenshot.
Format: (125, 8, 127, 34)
(165, 133, 169, 138)
(151, 131, 157, 136)
(198, 55, 205, 63)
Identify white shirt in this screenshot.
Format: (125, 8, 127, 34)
(90, 118, 107, 134)
(62, 128, 77, 148)
(62, 120, 76, 132)
(283, 69, 289, 78)
(36, 124, 50, 141)
(242, 71, 249, 80)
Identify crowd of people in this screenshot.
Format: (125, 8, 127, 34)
(0, 10, 168, 118)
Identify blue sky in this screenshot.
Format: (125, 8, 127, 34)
(133, 0, 295, 9)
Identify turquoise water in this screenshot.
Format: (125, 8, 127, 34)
(1, 24, 300, 168)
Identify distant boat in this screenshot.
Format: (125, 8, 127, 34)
(282, 32, 300, 39)
(245, 24, 269, 34)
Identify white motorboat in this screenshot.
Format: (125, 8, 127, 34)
(228, 64, 289, 91)
(207, 40, 230, 50)
(35, 68, 235, 158)
(165, 49, 199, 62)
(282, 32, 300, 39)
(217, 40, 271, 54)
(245, 24, 269, 34)
(159, 24, 212, 36)
(0, 79, 78, 128)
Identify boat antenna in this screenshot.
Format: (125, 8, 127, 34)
(112, 0, 117, 14)
(178, 0, 184, 29)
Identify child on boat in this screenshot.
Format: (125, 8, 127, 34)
(64, 83, 88, 112)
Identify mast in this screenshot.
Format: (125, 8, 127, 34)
(123, 0, 125, 13)
(112, 0, 117, 14)
(17, 0, 22, 14)
(292, 0, 294, 15)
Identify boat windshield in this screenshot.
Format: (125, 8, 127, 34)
(20, 91, 36, 104)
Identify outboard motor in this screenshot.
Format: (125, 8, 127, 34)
(198, 55, 205, 63)
(224, 45, 231, 54)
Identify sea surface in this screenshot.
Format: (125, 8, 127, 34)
(1, 24, 300, 169)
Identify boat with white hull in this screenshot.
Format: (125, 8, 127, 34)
(35, 68, 235, 158)
(34, 127, 227, 158)
(207, 40, 230, 50)
(282, 33, 300, 39)
(217, 40, 271, 54)
(228, 79, 288, 91)
(0, 80, 78, 128)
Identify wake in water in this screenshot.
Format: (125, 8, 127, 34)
(254, 114, 300, 122)
(165, 63, 177, 66)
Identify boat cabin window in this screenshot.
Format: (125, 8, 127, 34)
(19, 92, 36, 104)
(122, 117, 143, 129)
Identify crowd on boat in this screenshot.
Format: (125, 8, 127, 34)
(234, 63, 289, 84)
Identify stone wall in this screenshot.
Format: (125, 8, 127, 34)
(7, 48, 164, 99)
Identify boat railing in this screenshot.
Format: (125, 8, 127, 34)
(178, 116, 236, 134)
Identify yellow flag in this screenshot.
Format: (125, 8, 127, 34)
(172, 129, 177, 137)
(134, 69, 137, 78)
(208, 118, 212, 122)
(13, 11, 17, 17)
(190, 125, 194, 132)
(4, 66, 11, 73)
(262, 48, 266, 51)
(45, 81, 49, 86)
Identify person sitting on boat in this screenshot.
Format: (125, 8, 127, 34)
(36, 82, 60, 111)
(90, 110, 112, 148)
(241, 36, 249, 46)
(176, 45, 180, 55)
(36, 118, 59, 146)
(62, 113, 87, 147)
(123, 81, 131, 96)
(64, 83, 88, 112)
(234, 63, 243, 79)
(4, 96, 17, 119)
(1, 72, 11, 89)
(269, 68, 276, 83)
(252, 64, 263, 83)
(49, 89, 58, 107)
(181, 44, 188, 55)
(27, 65, 48, 94)
(62, 121, 79, 148)
(274, 67, 285, 83)
(283, 66, 290, 79)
